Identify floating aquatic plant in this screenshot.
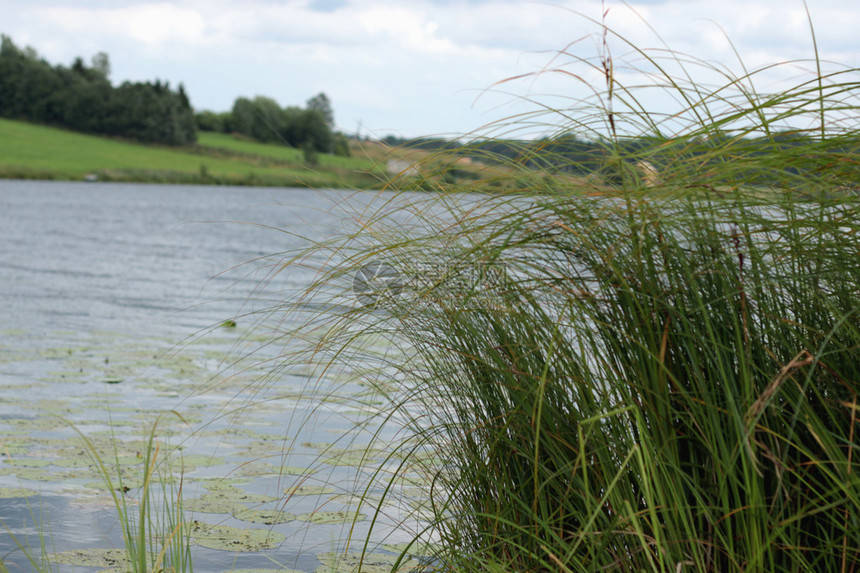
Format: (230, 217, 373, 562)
(189, 521, 286, 552)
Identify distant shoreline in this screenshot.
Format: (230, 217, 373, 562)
(0, 118, 386, 190)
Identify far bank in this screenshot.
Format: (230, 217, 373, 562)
(0, 118, 387, 189)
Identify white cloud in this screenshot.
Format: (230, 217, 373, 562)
(37, 3, 207, 49)
(0, 0, 856, 137)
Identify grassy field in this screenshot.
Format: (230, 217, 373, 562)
(0, 117, 553, 192)
(195, 131, 379, 171)
(0, 118, 385, 188)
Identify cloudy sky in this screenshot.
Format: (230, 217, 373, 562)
(2, 0, 857, 139)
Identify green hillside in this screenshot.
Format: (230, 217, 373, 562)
(0, 118, 384, 188)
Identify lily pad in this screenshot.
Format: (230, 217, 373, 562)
(50, 455, 98, 468)
(381, 541, 439, 556)
(283, 485, 336, 497)
(2, 417, 67, 431)
(226, 569, 304, 573)
(184, 494, 244, 515)
(295, 511, 365, 524)
(221, 489, 278, 505)
(48, 548, 130, 569)
(0, 486, 38, 498)
(172, 453, 223, 470)
(233, 508, 296, 525)
(234, 463, 306, 478)
(83, 476, 147, 491)
(0, 466, 71, 482)
(1, 458, 53, 468)
(186, 485, 278, 515)
(190, 521, 286, 552)
(315, 551, 420, 572)
(329, 493, 393, 511)
(0, 440, 31, 455)
(191, 477, 251, 490)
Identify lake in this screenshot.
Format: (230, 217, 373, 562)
(0, 180, 427, 572)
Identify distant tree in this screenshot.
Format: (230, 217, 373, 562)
(213, 89, 341, 152)
(172, 83, 197, 144)
(0, 41, 65, 121)
(0, 34, 196, 145)
(279, 105, 304, 147)
(196, 110, 231, 132)
(306, 92, 334, 128)
(229, 96, 284, 142)
(110, 81, 196, 144)
(0, 35, 39, 61)
(61, 81, 111, 133)
(382, 135, 404, 146)
(0, 34, 19, 57)
(230, 97, 255, 136)
(333, 132, 351, 157)
(91, 51, 110, 80)
(177, 83, 191, 109)
(250, 95, 283, 142)
(298, 108, 334, 152)
(302, 141, 319, 166)
(71, 57, 87, 77)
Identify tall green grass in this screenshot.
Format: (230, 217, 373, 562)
(4, 415, 193, 572)
(68, 414, 193, 573)
(264, 9, 860, 572)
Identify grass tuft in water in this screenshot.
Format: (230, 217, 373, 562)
(67, 413, 193, 573)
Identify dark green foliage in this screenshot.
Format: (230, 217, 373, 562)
(231, 99, 335, 152)
(306, 91, 334, 128)
(90, 51, 111, 80)
(0, 34, 196, 145)
(302, 141, 319, 166)
(103, 81, 197, 145)
(333, 132, 351, 157)
(229, 96, 255, 136)
(206, 92, 340, 153)
(290, 107, 333, 153)
(194, 110, 231, 133)
(233, 95, 283, 143)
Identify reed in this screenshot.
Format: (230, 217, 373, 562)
(265, 7, 860, 572)
(69, 414, 193, 573)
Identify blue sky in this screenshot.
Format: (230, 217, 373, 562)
(1, 0, 857, 139)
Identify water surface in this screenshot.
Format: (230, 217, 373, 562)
(0, 180, 423, 572)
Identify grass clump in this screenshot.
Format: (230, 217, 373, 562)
(67, 414, 193, 573)
(262, 8, 860, 572)
(391, 194, 859, 571)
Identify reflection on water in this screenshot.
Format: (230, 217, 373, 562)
(0, 181, 425, 572)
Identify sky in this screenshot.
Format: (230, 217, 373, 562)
(1, 0, 858, 140)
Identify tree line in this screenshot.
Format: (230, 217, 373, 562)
(0, 34, 347, 155)
(0, 35, 196, 145)
(195, 93, 350, 157)
(386, 130, 859, 189)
